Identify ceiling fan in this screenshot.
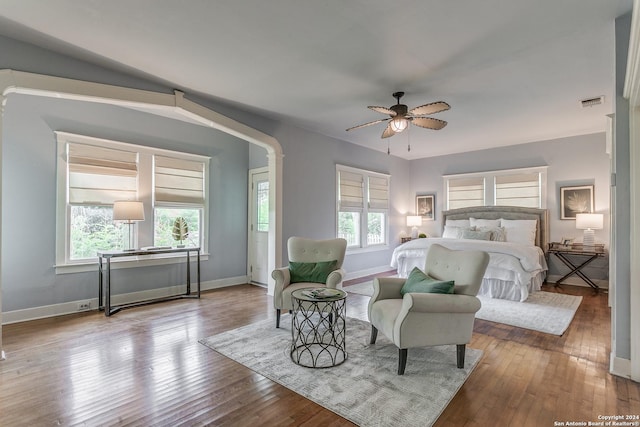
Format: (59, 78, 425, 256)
(346, 92, 450, 139)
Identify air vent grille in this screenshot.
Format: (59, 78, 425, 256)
(580, 96, 604, 108)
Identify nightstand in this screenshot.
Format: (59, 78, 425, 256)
(547, 243, 606, 291)
(401, 237, 412, 243)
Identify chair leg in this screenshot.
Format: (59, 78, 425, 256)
(398, 348, 408, 375)
(457, 344, 466, 368)
(369, 325, 378, 344)
(276, 309, 281, 328)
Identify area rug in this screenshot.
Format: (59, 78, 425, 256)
(344, 281, 582, 336)
(476, 292, 582, 335)
(199, 317, 482, 427)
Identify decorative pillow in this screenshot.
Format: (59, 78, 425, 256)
(470, 217, 501, 228)
(504, 227, 536, 246)
(462, 229, 492, 240)
(442, 225, 468, 239)
(400, 267, 455, 295)
(445, 219, 471, 228)
(289, 260, 338, 283)
(477, 226, 507, 242)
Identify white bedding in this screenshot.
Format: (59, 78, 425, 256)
(390, 238, 548, 302)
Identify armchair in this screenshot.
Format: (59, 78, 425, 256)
(368, 244, 489, 374)
(272, 237, 347, 328)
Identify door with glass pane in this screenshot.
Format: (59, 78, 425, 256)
(249, 169, 269, 285)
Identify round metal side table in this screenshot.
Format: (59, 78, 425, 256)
(290, 288, 347, 368)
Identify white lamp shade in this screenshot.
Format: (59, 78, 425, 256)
(406, 215, 422, 227)
(113, 201, 145, 222)
(575, 213, 603, 230)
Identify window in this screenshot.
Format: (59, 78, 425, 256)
(337, 165, 389, 249)
(444, 166, 547, 210)
(56, 132, 209, 268)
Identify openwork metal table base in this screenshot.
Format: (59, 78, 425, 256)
(290, 288, 347, 368)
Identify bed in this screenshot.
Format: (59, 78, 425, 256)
(391, 206, 549, 302)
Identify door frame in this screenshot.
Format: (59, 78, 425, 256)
(248, 166, 269, 286)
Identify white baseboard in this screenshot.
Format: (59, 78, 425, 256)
(344, 265, 395, 281)
(610, 353, 632, 379)
(545, 274, 609, 289)
(1, 275, 249, 325)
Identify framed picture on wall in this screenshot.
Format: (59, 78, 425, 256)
(416, 194, 435, 220)
(560, 185, 594, 219)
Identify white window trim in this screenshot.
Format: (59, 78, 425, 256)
(443, 166, 548, 210)
(55, 132, 210, 274)
(336, 164, 390, 253)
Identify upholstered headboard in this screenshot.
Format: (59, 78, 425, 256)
(441, 206, 549, 251)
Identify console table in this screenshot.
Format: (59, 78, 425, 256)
(547, 243, 605, 291)
(97, 247, 201, 316)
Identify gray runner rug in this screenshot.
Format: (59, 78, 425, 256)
(344, 282, 582, 336)
(199, 317, 482, 427)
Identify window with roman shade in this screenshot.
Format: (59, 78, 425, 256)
(67, 143, 139, 205)
(56, 132, 210, 268)
(154, 155, 205, 205)
(447, 177, 485, 209)
(336, 165, 389, 249)
(495, 172, 540, 208)
(444, 166, 547, 210)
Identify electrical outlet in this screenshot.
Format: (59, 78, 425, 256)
(77, 301, 91, 311)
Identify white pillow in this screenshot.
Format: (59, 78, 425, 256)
(445, 219, 470, 228)
(470, 217, 501, 228)
(442, 225, 466, 239)
(504, 227, 536, 246)
(500, 219, 537, 231)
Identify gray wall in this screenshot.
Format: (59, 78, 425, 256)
(408, 133, 611, 280)
(2, 93, 251, 311)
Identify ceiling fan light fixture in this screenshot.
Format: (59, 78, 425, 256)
(390, 116, 408, 132)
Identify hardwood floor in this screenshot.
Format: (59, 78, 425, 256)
(0, 280, 638, 426)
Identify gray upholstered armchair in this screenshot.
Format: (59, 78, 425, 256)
(272, 237, 347, 328)
(368, 244, 489, 374)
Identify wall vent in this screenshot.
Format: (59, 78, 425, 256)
(580, 96, 604, 108)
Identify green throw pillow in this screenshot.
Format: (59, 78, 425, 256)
(400, 267, 455, 295)
(289, 260, 338, 283)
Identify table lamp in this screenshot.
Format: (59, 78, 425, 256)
(406, 215, 422, 239)
(575, 213, 603, 247)
(113, 201, 145, 251)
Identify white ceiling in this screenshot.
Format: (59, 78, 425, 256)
(0, 0, 632, 159)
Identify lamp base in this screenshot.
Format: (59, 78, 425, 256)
(411, 226, 418, 239)
(583, 229, 595, 247)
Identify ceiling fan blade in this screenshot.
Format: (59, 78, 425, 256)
(368, 106, 396, 116)
(346, 118, 389, 132)
(409, 101, 450, 116)
(412, 117, 448, 130)
(381, 122, 396, 138)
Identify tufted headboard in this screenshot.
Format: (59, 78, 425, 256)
(441, 206, 549, 252)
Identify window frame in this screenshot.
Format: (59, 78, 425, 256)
(444, 166, 548, 210)
(336, 164, 390, 252)
(55, 132, 210, 273)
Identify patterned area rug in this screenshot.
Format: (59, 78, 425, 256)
(344, 281, 582, 336)
(200, 317, 482, 427)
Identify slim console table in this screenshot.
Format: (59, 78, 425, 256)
(97, 247, 201, 316)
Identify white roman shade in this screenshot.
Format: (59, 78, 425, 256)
(447, 177, 484, 209)
(67, 143, 138, 204)
(154, 155, 205, 205)
(338, 170, 364, 211)
(495, 172, 540, 208)
(368, 176, 389, 209)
